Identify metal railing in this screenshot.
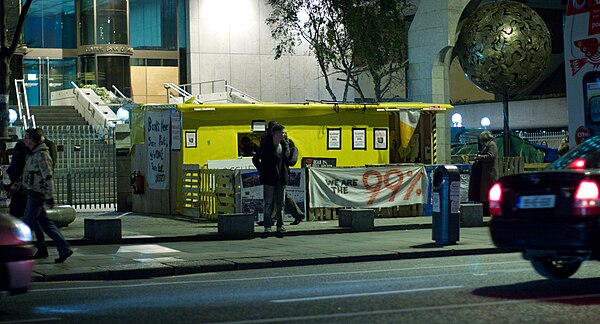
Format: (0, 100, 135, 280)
(164, 83, 201, 104)
(42, 125, 117, 210)
(181, 79, 228, 96)
(225, 84, 259, 103)
(165, 79, 260, 104)
(14, 79, 36, 129)
(515, 130, 567, 149)
(111, 85, 128, 99)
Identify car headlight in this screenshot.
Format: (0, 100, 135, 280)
(12, 220, 32, 242)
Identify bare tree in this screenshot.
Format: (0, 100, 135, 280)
(1, 0, 32, 139)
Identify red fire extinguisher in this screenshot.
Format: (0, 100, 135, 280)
(131, 171, 144, 194)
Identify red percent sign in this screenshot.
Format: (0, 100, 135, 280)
(362, 169, 423, 205)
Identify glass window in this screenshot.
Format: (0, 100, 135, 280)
(24, 0, 76, 48)
(97, 56, 132, 96)
(146, 59, 161, 66)
(96, 0, 129, 44)
(130, 0, 177, 50)
(130, 58, 146, 66)
(163, 59, 178, 67)
(79, 55, 97, 85)
(80, 0, 96, 45)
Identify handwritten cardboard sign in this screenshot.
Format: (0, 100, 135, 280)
(146, 110, 170, 190)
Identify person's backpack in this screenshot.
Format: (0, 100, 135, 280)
(44, 138, 57, 170)
(287, 138, 298, 167)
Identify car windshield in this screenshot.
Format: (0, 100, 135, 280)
(548, 136, 600, 170)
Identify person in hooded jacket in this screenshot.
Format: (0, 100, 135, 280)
(468, 131, 499, 215)
(252, 122, 294, 234)
(6, 140, 48, 258)
(19, 128, 73, 263)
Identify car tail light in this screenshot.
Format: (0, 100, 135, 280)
(488, 182, 502, 216)
(568, 158, 587, 170)
(573, 180, 600, 217)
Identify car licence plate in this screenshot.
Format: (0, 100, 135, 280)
(517, 195, 556, 209)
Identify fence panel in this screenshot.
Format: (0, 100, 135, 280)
(181, 167, 236, 219)
(41, 125, 116, 210)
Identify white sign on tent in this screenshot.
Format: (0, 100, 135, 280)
(146, 110, 170, 190)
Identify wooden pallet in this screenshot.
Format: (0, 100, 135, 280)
(309, 204, 424, 221)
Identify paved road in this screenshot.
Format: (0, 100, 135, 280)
(5, 253, 600, 323)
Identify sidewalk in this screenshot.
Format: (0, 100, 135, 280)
(31, 212, 507, 282)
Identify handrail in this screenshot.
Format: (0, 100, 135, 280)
(71, 82, 121, 127)
(168, 94, 184, 104)
(111, 85, 128, 99)
(179, 79, 227, 95)
(164, 82, 202, 104)
(225, 85, 259, 102)
(14, 79, 35, 129)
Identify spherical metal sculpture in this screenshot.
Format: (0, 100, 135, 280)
(455, 0, 551, 95)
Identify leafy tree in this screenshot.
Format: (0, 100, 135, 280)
(266, 0, 342, 100)
(337, 0, 410, 101)
(266, 0, 411, 102)
(1, 0, 32, 139)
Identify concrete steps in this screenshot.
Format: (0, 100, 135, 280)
(29, 105, 88, 126)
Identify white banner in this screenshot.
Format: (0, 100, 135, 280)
(309, 165, 427, 208)
(145, 110, 170, 190)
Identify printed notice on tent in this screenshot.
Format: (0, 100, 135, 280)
(327, 128, 341, 150)
(146, 109, 170, 190)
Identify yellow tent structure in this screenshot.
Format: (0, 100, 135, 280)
(175, 101, 453, 167)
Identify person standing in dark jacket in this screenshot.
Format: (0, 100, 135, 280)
(252, 122, 293, 235)
(468, 131, 499, 215)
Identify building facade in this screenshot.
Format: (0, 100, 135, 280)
(12, 0, 569, 162)
(16, 0, 182, 105)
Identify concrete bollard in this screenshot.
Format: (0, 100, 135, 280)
(338, 209, 374, 231)
(218, 213, 254, 239)
(46, 205, 77, 228)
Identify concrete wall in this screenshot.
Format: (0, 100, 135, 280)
(451, 97, 567, 130)
(408, 0, 471, 163)
(131, 66, 179, 104)
(131, 143, 178, 215)
(187, 0, 348, 102)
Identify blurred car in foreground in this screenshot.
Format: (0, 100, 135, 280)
(0, 213, 33, 296)
(490, 136, 600, 279)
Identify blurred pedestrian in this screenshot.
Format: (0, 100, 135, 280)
(6, 141, 48, 259)
(19, 128, 73, 263)
(252, 122, 294, 235)
(240, 135, 259, 157)
(468, 131, 499, 215)
(558, 132, 570, 156)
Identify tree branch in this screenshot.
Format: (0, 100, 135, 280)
(8, 0, 32, 55)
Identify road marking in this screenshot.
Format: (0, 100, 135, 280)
(271, 285, 463, 303)
(330, 267, 531, 284)
(117, 244, 179, 254)
(30, 259, 527, 293)
(214, 293, 600, 324)
(0, 318, 62, 323)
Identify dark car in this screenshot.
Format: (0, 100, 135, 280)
(489, 136, 600, 279)
(0, 213, 33, 296)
